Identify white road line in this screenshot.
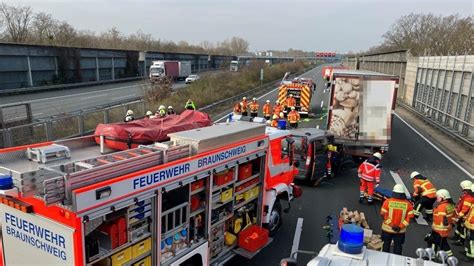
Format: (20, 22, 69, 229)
(389, 171, 428, 225)
(2, 84, 141, 106)
(394, 113, 473, 178)
(81, 94, 107, 100)
(112, 95, 136, 100)
(320, 101, 324, 108)
(215, 67, 323, 123)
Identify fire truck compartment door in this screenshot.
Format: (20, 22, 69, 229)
(0, 205, 76, 266)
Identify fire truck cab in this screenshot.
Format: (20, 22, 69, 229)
(0, 120, 300, 266)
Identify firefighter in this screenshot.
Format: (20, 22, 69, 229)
(158, 105, 167, 117)
(241, 97, 248, 116)
(427, 189, 455, 258)
(464, 183, 474, 259)
(380, 184, 414, 255)
(124, 110, 134, 122)
(358, 152, 382, 204)
(145, 111, 153, 119)
(411, 171, 437, 221)
(273, 100, 283, 116)
(287, 106, 300, 129)
(452, 180, 473, 246)
(285, 94, 296, 112)
(167, 106, 176, 115)
(270, 114, 279, 128)
(233, 102, 242, 115)
(262, 100, 272, 120)
(249, 97, 259, 118)
(185, 99, 196, 110)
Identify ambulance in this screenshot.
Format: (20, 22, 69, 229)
(0, 120, 301, 266)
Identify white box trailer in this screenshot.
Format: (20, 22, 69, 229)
(327, 69, 398, 157)
(0, 120, 301, 266)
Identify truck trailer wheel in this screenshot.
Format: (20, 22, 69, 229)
(265, 200, 282, 236)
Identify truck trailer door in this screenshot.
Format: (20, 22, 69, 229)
(0, 205, 76, 266)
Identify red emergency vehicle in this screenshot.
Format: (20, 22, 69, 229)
(0, 120, 301, 265)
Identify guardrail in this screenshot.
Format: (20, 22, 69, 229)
(397, 100, 473, 148)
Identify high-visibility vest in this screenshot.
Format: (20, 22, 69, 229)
(233, 103, 241, 114)
(380, 198, 414, 234)
(241, 100, 248, 112)
(456, 191, 472, 215)
(273, 104, 283, 115)
(286, 97, 296, 107)
(249, 102, 259, 113)
(413, 179, 436, 198)
(458, 193, 474, 219)
(432, 200, 455, 237)
(271, 120, 278, 127)
(464, 196, 474, 230)
(263, 104, 271, 116)
(288, 111, 299, 123)
(357, 161, 380, 182)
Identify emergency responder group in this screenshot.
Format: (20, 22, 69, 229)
(232, 96, 300, 128)
(124, 99, 195, 122)
(359, 152, 474, 261)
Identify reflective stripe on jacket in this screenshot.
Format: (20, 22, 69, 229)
(413, 179, 436, 198)
(249, 102, 259, 112)
(287, 111, 300, 123)
(357, 161, 380, 182)
(465, 200, 474, 230)
(286, 97, 296, 107)
(380, 198, 414, 234)
(263, 104, 271, 115)
(432, 200, 455, 237)
(273, 105, 283, 115)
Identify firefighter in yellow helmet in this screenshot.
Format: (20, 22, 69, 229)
(270, 114, 279, 128)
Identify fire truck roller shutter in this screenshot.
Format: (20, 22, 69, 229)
(263, 184, 292, 222)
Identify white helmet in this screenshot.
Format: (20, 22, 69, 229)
(471, 184, 474, 192)
(275, 100, 280, 104)
(436, 189, 451, 200)
(460, 180, 472, 190)
(373, 152, 382, 160)
(168, 106, 173, 109)
(266, 100, 270, 103)
(291, 106, 295, 110)
(410, 171, 421, 179)
(243, 97, 247, 100)
(252, 97, 257, 101)
(289, 94, 293, 97)
(272, 114, 278, 119)
(159, 105, 166, 110)
(145, 111, 153, 116)
(126, 110, 134, 116)
(393, 184, 405, 194)
(279, 112, 284, 118)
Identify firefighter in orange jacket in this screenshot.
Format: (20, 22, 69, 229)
(287, 107, 300, 129)
(358, 152, 382, 204)
(380, 184, 414, 255)
(452, 180, 473, 246)
(233, 102, 242, 115)
(285, 94, 296, 112)
(427, 189, 455, 257)
(273, 100, 283, 116)
(463, 183, 474, 259)
(249, 97, 259, 118)
(410, 171, 437, 221)
(262, 100, 272, 120)
(241, 97, 248, 116)
(270, 114, 279, 128)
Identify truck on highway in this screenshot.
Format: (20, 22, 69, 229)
(230, 60, 239, 72)
(149, 60, 192, 82)
(326, 69, 398, 160)
(278, 81, 313, 116)
(0, 119, 301, 266)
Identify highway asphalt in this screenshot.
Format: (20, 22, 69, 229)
(0, 79, 187, 121)
(228, 65, 472, 265)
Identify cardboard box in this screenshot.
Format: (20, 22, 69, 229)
(363, 229, 373, 244)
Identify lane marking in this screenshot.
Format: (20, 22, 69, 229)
(112, 95, 136, 100)
(80, 94, 107, 100)
(320, 100, 324, 108)
(394, 113, 473, 178)
(215, 66, 323, 123)
(2, 84, 141, 106)
(389, 171, 428, 225)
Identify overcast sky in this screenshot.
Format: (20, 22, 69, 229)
(7, 0, 474, 53)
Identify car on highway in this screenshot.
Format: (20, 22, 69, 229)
(185, 74, 200, 84)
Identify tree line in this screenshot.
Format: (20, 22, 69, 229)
(351, 13, 473, 56)
(0, 3, 250, 55)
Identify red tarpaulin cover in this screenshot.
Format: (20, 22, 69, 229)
(94, 110, 212, 150)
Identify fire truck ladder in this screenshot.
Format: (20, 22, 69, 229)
(43, 143, 191, 206)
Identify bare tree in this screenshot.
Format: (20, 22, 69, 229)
(0, 3, 33, 43)
(31, 12, 57, 44)
(53, 21, 76, 46)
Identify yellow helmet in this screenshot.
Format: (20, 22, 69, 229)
(272, 114, 278, 120)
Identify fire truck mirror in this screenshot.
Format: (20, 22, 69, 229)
(96, 186, 112, 200)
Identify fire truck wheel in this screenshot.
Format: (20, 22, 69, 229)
(266, 200, 282, 236)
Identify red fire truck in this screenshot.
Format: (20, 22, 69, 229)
(0, 120, 301, 266)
